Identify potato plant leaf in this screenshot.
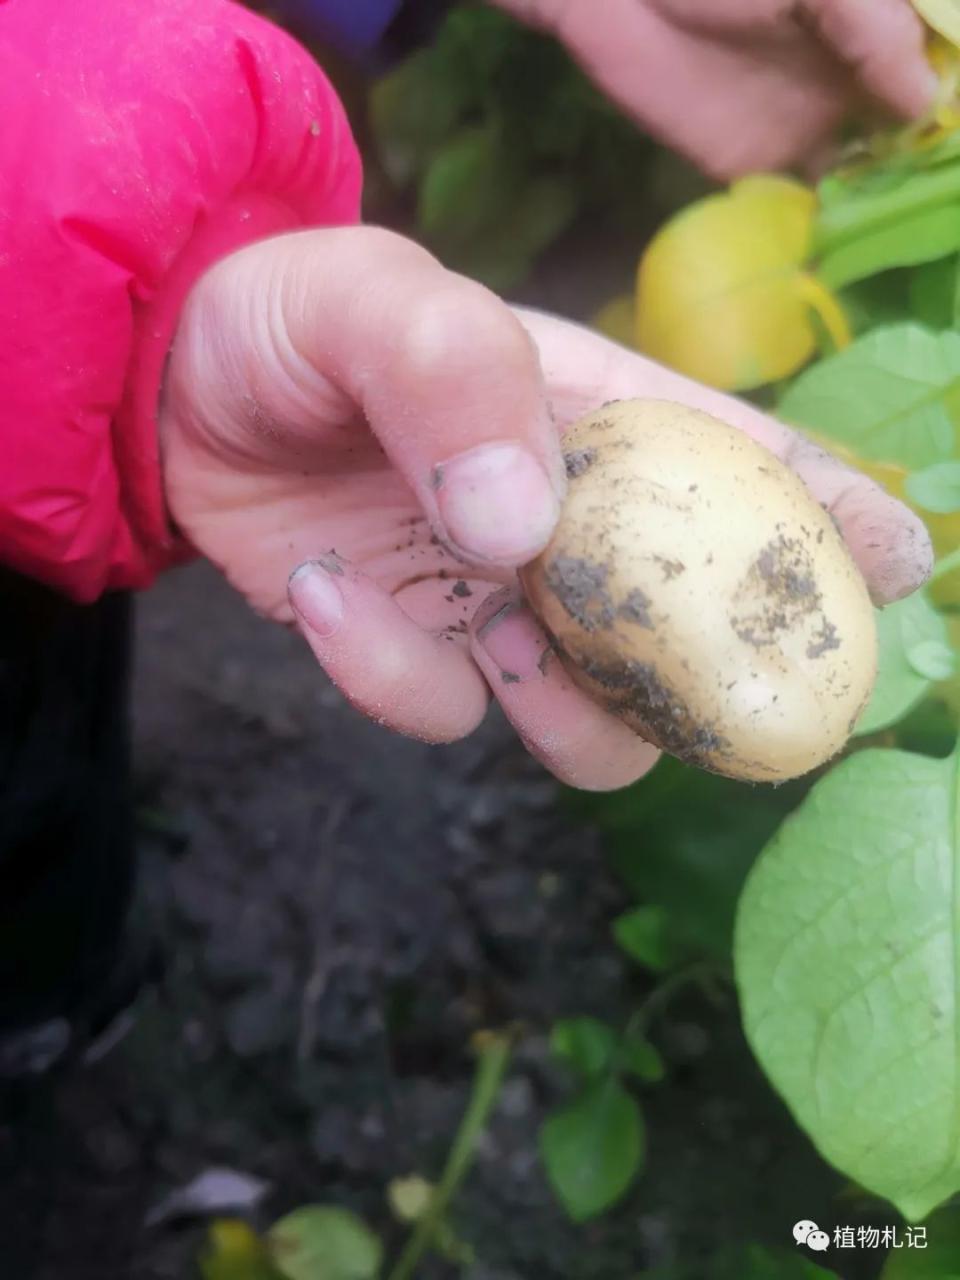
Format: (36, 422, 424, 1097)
(856, 593, 953, 735)
(620, 1031, 665, 1084)
(906, 460, 960, 513)
(909, 255, 960, 329)
(818, 203, 960, 289)
(540, 1077, 644, 1221)
(417, 125, 519, 248)
(779, 324, 960, 467)
(550, 1016, 617, 1078)
(909, 640, 957, 680)
(613, 904, 677, 972)
(268, 1207, 382, 1280)
(636, 176, 847, 390)
(368, 49, 470, 188)
(735, 745, 960, 1222)
(800, 434, 960, 606)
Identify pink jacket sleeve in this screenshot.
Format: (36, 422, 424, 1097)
(0, 0, 362, 602)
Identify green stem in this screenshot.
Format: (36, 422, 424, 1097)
(624, 960, 729, 1043)
(814, 160, 960, 255)
(387, 1033, 513, 1280)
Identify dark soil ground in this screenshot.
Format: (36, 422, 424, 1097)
(0, 559, 879, 1280)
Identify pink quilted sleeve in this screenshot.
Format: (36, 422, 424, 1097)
(0, 0, 362, 601)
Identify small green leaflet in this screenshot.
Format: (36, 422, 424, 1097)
(735, 746, 960, 1222)
(550, 1016, 617, 1078)
(539, 1076, 644, 1221)
(620, 1030, 665, 1084)
(613, 904, 677, 972)
(909, 640, 957, 681)
(369, 48, 471, 188)
(856, 593, 953, 735)
(417, 125, 518, 245)
(267, 1207, 382, 1280)
(778, 324, 960, 468)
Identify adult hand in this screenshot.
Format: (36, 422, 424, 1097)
(491, 0, 936, 176)
(160, 227, 931, 789)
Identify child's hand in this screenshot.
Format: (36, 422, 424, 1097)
(493, 0, 936, 177)
(160, 227, 931, 790)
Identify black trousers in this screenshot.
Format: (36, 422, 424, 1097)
(0, 567, 134, 1035)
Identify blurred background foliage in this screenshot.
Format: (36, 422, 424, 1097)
(363, 5, 709, 291)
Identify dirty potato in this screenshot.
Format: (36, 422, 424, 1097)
(520, 399, 877, 783)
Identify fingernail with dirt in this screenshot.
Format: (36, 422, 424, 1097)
(288, 560, 344, 637)
(432, 441, 560, 564)
(476, 598, 546, 684)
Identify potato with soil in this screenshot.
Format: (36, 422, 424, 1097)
(520, 399, 877, 783)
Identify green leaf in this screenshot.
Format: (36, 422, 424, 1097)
(779, 324, 960, 468)
(418, 126, 519, 248)
(503, 174, 580, 262)
(613, 905, 677, 972)
(856, 593, 953, 735)
(368, 50, 471, 187)
(540, 1077, 644, 1221)
(636, 176, 827, 391)
(816, 154, 960, 259)
(896, 696, 960, 759)
(268, 1207, 382, 1280)
(447, 172, 581, 290)
(620, 1031, 665, 1084)
(906, 461, 960, 514)
(879, 1202, 960, 1277)
(550, 1016, 618, 1078)
(908, 640, 957, 681)
(909, 256, 960, 331)
(818, 204, 960, 289)
(433, 4, 522, 87)
(735, 746, 960, 1222)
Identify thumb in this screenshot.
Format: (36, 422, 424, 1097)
(164, 225, 566, 567)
